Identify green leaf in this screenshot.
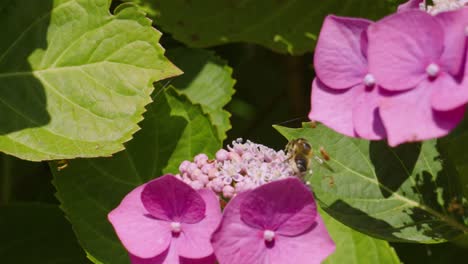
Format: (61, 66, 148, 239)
(438, 116, 468, 203)
(52, 88, 221, 264)
(321, 209, 400, 264)
(275, 124, 468, 243)
(167, 48, 235, 141)
(0, 203, 89, 264)
(128, 0, 402, 55)
(0, 0, 181, 161)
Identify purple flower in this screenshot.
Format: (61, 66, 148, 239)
(211, 178, 335, 264)
(108, 175, 222, 264)
(310, 15, 386, 140)
(367, 9, 468, 146)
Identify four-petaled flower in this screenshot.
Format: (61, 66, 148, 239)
(108, 175, 221, 264)
(367, 8, 468, 146)
(211, 178, 335, 264)
(310, 15, 386, 140)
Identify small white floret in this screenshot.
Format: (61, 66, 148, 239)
(363, 73, 376, 87)
(426, 63, 440, 77)
(170, 222, 182, 233)
(263, 230, 275, 242)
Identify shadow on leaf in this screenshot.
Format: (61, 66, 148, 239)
(0, 0, 51, 134)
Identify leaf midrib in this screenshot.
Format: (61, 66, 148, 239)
(330, 156, 468, 233)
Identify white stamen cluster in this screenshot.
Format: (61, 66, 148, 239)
(422, 0, 468, 15)
(175, 139, 298, 199)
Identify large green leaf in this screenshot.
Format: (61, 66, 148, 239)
(128, 0, 403, 55)
(275, 124, 468, 243)
(167, 48, 235, 141)
(0, 0, 181, 161)
(52, 88, 221, 264)
(0, 203, 89, 263)
(321, 209, 400, 264)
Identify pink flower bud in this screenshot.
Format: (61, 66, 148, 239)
(216, 149, 229, 161)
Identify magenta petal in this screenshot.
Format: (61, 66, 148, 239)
(108, 185, 171, 259)
(352, 86, 387, 140)
(268, 215, 336, 264)
(431, 74, 468, 111)
(129, 248, 171, 264)
(368, 11, 444, 91)
(309, 79, 358, 138)
(211, 192, 269, 264)
(240, 178, 317, 236)
(141, 175, 206, 224)
(436, 8, 468, 75)
(379, 82, 465, 146)
(314, 15, 371, 89)
(177, 189, 222, 259)
(398, 0, 425, 12)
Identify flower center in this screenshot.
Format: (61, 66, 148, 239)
(426, 63, 440, 77)
(363, 73, 375, 87)
(263, 230, 275, 242)
(170, 222, 182, 234)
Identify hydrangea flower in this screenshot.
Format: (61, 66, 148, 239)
(108, 175, 221, 264)
(175, 139, 298, 198)
(367, 9, 468, 146)
(310, 15, 386, 140)
(211, 178, 335, 264)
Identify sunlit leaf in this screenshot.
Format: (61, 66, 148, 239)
(167, 48, 235, 141)
(0, 0, 181, 160)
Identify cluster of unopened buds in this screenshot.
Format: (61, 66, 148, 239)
(108, 139, 335, 264)
(175, 139, 299, 199)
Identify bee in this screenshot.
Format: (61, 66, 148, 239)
(285, 138, 316, 176)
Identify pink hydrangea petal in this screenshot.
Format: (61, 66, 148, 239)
(267, 216, 335, 264)
(141, 175, 206, 224)
(129, 248, 171, 264)
(352, 86, 387, 140)
(177, 189, 222, 259)
(398, 0, 425, 12)
(212, 191, 335, 264)
(108, 185, 171, 259)
(211, 192, 270, 264)
(379, 82, 465, 146)
(240, 178, 317, 236)
(368, 11, 444, 91)
(314, 15, 371, 90)
(436, 8, 468, 76)
(309, 79, 358, 138)
(431, 74, 468, 111)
